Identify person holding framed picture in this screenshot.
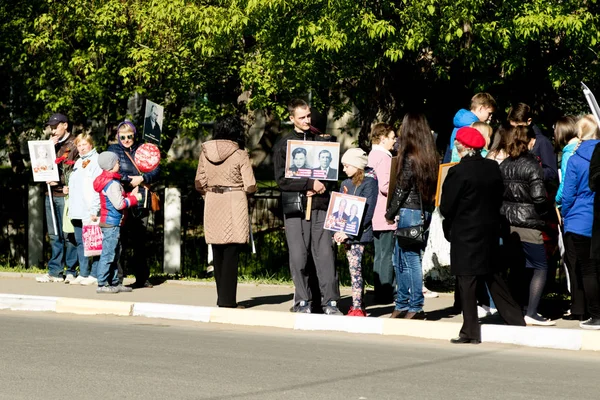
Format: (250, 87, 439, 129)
(273, 99, 341, 315)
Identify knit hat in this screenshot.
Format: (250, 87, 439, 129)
(341, 148, 368, 170)
(98, 151, 119, 171)
(456, 127, 486, 149)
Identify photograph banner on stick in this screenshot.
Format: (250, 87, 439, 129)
(143, 99, 164, 145)
(324, 192, 367, 236)
(582, 82, 600, 127)
(285, 140, 340, 181)
(28, 140, 59, 182)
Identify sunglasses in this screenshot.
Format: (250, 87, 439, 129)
(120, 134, 134, 140)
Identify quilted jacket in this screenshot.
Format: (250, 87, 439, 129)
(195, 140, 257, 244)
(499, 152, 548, 230)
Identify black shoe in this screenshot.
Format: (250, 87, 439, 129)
(580, 318, 600, 330)
(450, 337, 481, 344)
(404, 311, 426, 320)
(133, 280, 153, 289)
(390, 309, 408, 319)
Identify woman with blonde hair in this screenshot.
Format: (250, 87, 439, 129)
(66, 133, 102, 285)
(569, 115, 600, 328)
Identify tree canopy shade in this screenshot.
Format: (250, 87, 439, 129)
(1, 0, 599, 154)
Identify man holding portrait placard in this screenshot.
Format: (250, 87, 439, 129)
(273, 99, 341, 315)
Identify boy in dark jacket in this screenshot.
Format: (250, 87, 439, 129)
(93, 152, 141, 293)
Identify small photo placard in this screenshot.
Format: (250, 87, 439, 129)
(28, 140, 59, 182)
(285, 140, 340, 181)
(324, 192, 367, 236)
(143, 99, 164, 145)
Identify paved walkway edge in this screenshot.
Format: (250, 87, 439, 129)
(0, 293, 597, 351)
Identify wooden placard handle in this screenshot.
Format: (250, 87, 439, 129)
(305, 196, 313, 220)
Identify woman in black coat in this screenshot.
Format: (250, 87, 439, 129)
(440, 127, 525, 344)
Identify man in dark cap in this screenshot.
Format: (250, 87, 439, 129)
(440, 127, 525, 344)
(36, 113, 79, 283)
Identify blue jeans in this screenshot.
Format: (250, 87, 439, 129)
(72, 220, 98, 278)
(96, 226, 121, 286)
(393, 208, 430, 313)
(45, 196, 78, 278)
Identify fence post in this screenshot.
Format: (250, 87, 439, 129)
(27, 184, 43, 269)
(163, 187, 181, 274)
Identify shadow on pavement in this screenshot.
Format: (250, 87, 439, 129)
(239, 293, 294, 309)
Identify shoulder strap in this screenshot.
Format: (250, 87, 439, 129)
(124, 151, 141, 174)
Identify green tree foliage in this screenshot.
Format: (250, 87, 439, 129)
(2, 0, 599, 154)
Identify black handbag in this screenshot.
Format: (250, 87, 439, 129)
(394, 194, 427, 247)
(282, 191, 305, 215)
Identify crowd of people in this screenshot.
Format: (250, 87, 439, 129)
(36, 114, 159, 293)
(35, 94, 600, 342)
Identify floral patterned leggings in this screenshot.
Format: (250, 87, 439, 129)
(346, 244, 365, 309)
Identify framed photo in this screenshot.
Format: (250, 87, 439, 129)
(285, 140, 340, 181)
(28, 140, 59, 182)
(386, 155, 399, 209)
(435, 162, 458, 207)
(324, 192, 367, 235)
(143, 99, 164, 145)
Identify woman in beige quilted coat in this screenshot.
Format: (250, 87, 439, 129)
(195, 116, 257, 308)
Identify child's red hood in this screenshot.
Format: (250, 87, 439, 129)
(93, 171, 122, 193)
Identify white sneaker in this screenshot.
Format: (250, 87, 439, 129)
(423, 287, 439, 298)
(477, 306, 490, 318)
(64, 274, 76, 284)
(68, 275, 86, 285)
(80, 276, 98, 286)
(525, 314, 556, 326)
(36, 274, 64, 283)
(479, 305, 498, 316)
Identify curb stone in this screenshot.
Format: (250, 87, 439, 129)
(0, 293, 598, 351)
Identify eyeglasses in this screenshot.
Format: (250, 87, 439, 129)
(120, 134, 134, 140)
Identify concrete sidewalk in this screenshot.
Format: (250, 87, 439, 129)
(0, 273, 598, 352)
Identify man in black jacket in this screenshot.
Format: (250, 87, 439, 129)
(440, 127, 525, 344)
(273, 99, 341, 314)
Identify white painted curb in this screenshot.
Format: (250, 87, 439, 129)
(482, 324, 583, 351)
(1, 292, 599, 352)
(133, 302, 212, 323)
(0, 294, 58, 312)
(295, 313, 384, 335)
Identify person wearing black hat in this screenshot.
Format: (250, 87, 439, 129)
(36, 113, 79, 283)
(440, 127, 525, 344)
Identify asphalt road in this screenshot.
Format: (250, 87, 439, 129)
(0, 311, 599, 400)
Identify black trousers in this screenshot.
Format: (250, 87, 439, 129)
(563, 232, 588, 316)
(212, 243, 240, 308)
(457, 273, 525, 341)
(120, 211, 150, 285)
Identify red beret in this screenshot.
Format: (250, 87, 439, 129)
(456, 127, 486, 149)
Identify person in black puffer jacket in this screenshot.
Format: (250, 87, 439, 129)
(107, 121, 160, 289)
(499, 125, 555, 326)
(385, 113, 439, 320)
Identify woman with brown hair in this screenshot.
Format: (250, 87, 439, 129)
(554, 116, 579, 207)
(385, 113, 439, 319)
(195, 115, 256, 308)
(499, 125, 554, 325)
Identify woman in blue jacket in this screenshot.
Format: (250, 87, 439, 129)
(563, 115, 600, 329)
(107, 121, 160, 288)
(334, 148, 378, 317)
